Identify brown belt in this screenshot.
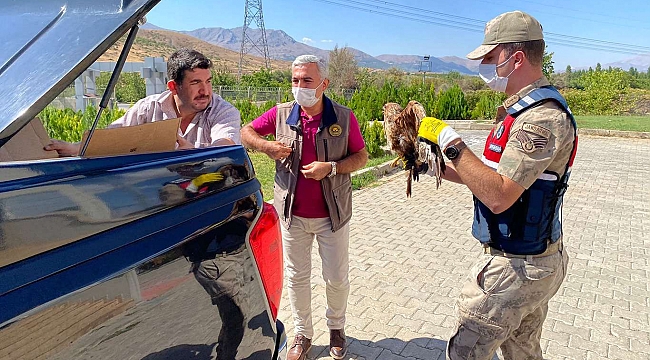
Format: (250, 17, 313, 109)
(483, 240, 563, 259)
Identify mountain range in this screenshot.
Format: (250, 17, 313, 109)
(602, 54, 650, 72)
(141, 23, 479, 74)
(137, 23, 647, 75)
(98, 27, 289, 72)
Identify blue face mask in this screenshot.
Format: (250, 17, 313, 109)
(479, 55, 516, 92)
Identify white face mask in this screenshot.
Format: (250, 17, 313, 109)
(479, 55, 516, 93)
(292, 80, 324, 107)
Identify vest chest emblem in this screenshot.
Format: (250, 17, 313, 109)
(329, 124, 342, 137)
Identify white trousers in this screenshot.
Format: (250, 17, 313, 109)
(281, 216, 350, 339)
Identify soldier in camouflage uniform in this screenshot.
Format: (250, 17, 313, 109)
(417, 11, 578, 360)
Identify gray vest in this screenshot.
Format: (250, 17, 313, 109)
(273, 96, 353, 232)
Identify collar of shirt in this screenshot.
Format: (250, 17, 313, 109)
(155, 90, 215, 120)
(300, 109, 322, 124)
(156, 90, 217, 135)
(516, 76, 551, 100)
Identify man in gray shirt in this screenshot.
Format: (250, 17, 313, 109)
(46, 48, 241, 156)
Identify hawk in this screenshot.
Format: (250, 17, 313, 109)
(383, 100, 445, 197)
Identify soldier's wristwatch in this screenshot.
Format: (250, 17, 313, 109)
(444, 141, 467, 161)
(328, 161, 337, 177)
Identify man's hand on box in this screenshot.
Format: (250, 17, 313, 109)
(176, 134, 195, 150)
(44, 140, 80, 157)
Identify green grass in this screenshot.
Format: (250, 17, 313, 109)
(248, 151, 396, 200)
(366, 153, 394, 167)
(574, 116, 650, 132)
(351, 171, 378, 190)
(247, 151, 276, 201)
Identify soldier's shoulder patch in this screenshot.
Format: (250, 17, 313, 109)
(503, 94, 520, 109)
(522, 123, 551, 139)
(514, 122, 551, 153)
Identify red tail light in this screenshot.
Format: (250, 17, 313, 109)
(249, 202, 283, 320)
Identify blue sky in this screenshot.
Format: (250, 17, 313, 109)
(146, 0, 650, 70)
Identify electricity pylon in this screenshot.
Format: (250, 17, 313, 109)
(238, 0, 271, 78)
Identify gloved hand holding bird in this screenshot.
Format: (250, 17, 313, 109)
(383, 101, 460, 197)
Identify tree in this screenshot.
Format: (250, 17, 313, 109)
(565, 65, 572, 74)
(435, 84, 469, 120)
(96, 72, 145, 103)
(629, 67, 639, 77)
(211, 63, 237, 87)
(239, 68, 289, 88)
(542, 47, 554, 79)
(385, 67, 405, 84)
(328, 45, 358, 90)
(595, 63, 602, 72)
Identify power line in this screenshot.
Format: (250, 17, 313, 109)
(546, 32, 650, 52)
(471, 0, 650, 28)
(313, 0, 482, 33)
(368, 0, 485, 25)
(363, 0, 650, 52)
(310, 0, 650, 55)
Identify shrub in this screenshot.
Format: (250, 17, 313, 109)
(470, 91, 504, 120)
(434, 84, 469, 120)
(234, 99, 277, 125)
(40, 106, 125, 142)
(96, 72, 146, 104)
(360, 119, 386, 159)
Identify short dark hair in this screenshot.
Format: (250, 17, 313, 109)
(502, 39, 545, 67)
(167, 49, 212, 84)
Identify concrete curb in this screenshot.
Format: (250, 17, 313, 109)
(577, 128, 650, 139)
(446, 120, 493, 130)
(445, 120, 650, 139)
(351, 159, 400, 179)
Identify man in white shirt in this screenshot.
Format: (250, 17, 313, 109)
(46, 48, 241, 156)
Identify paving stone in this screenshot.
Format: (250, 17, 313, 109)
(277, 132, 650, 360)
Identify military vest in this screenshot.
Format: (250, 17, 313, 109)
(472, 86, 578, 255)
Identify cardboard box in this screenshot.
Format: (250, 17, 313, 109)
(0, 118, 59, 162)
(80, 118, 181, 157)
(0, 117, 181, 161)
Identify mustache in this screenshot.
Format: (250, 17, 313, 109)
(194, 95, 210, 100)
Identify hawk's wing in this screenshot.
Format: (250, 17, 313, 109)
(383, 101, 419, 159)
(382, 102, 403, 155)
(383, 100, 445, 197)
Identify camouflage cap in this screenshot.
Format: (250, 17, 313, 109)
(466, 11, 544, 60)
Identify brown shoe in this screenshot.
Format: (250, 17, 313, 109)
(329, 329, 347, 359)
(287, 334, 311, 360)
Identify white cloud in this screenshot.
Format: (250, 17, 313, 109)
(302, 37, 313, 44)
(321, 39, 333, 43)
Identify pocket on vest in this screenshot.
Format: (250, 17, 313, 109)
(332, 178, 352, 225)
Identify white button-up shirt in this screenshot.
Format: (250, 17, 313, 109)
(109, 90, 241, 146)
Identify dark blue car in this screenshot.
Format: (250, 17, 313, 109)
(0, 1, 287, 359)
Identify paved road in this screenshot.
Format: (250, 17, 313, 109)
(278, 131, 650, 360)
